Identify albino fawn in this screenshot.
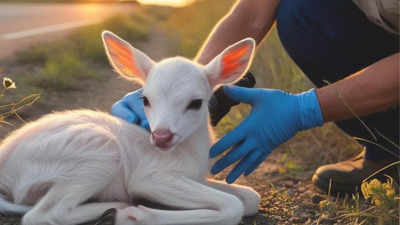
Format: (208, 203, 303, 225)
(0, 31, 260, 225)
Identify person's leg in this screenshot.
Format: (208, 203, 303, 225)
(276, 0, 399, 192)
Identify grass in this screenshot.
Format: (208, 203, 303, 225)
(317, 176, 399, 225)
(27, 52, 96, 90)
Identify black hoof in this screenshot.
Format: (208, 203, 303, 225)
(93, 208, 117, 225)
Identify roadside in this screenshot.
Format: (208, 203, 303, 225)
(0, 3, 138, 59)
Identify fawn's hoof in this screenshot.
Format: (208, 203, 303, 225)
(115, 206, 151, 225)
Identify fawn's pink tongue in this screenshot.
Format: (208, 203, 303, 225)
(152, 129, 174, 149)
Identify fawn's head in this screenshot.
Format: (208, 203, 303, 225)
(102, 31, 255, 151)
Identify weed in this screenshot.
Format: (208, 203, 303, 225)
(317, 176, 399, 225)
(360, 178, 399, 224)
(0, 75, 40, 125)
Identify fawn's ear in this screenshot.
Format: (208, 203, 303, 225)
(102, 31, 155, 84)
(205, 38, 255, 89)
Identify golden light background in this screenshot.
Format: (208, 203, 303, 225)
(123, 0, 195, 7)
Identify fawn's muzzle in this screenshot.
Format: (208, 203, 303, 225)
(152, 129, 174, 149)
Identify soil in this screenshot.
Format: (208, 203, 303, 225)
(0, 28, 373, 225)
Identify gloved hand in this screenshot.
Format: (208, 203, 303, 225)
(210, 86, 324, 183)
(111, 88, 150, 130)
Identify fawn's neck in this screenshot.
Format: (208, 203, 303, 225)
(176, 116, 214, 177)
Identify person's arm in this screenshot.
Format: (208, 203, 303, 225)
(210, 53, 399, 183)
(195, 0, 281, 64)
(317, 53, 399, 122)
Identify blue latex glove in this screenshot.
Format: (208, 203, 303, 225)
(210, 86, 324, 183)
(111, 88, 150, 130)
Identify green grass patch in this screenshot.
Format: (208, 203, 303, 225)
(27, 52, 96, 91)
(15, 44, 54, 65)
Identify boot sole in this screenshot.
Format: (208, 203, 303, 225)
(312, 173, 360, 195)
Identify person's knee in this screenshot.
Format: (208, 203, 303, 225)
(277, 0, 302, 19)
(276, 0, 315, 71)
(276, 0, 310, 50)
(276, 0, 320, 35)
(275, 0, 340, 81)
(277, 0, 303, 32)
(277, 0, 348, 35)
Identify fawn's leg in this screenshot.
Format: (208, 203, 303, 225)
(206, 179, 260, 216)
(116, 174, 244, 225)
(22, 153, 126, 225)
(22, 184, 128, 225)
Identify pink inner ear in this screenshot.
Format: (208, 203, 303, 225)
(221, 44, 250, 78)
(105, 36, 144, 80)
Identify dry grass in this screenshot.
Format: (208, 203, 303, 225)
(0, 74, 40, 126)
(315, 176, 400, 225)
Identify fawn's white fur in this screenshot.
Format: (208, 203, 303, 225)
(0, 31, 260, 225)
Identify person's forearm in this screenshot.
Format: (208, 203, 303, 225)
(195, 0, 280, 65)
(316, 53, 399, 122)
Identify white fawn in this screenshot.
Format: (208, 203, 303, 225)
(0, 31, 260, 225)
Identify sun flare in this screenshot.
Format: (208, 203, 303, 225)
(133, 0, 194, 7)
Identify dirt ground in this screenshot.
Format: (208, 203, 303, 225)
(0, 28, 386, 225)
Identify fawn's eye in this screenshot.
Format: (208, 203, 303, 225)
(141, 96, 150, 107)
(186, 99, 202, 111)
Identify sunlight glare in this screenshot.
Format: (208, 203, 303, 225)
(79, 4, 104, 14)
(135, 0, 194, 7)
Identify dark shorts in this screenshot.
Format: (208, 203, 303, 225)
(276, 0, 399, 160)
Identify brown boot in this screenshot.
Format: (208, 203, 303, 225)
(312, 149, 399, 194)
